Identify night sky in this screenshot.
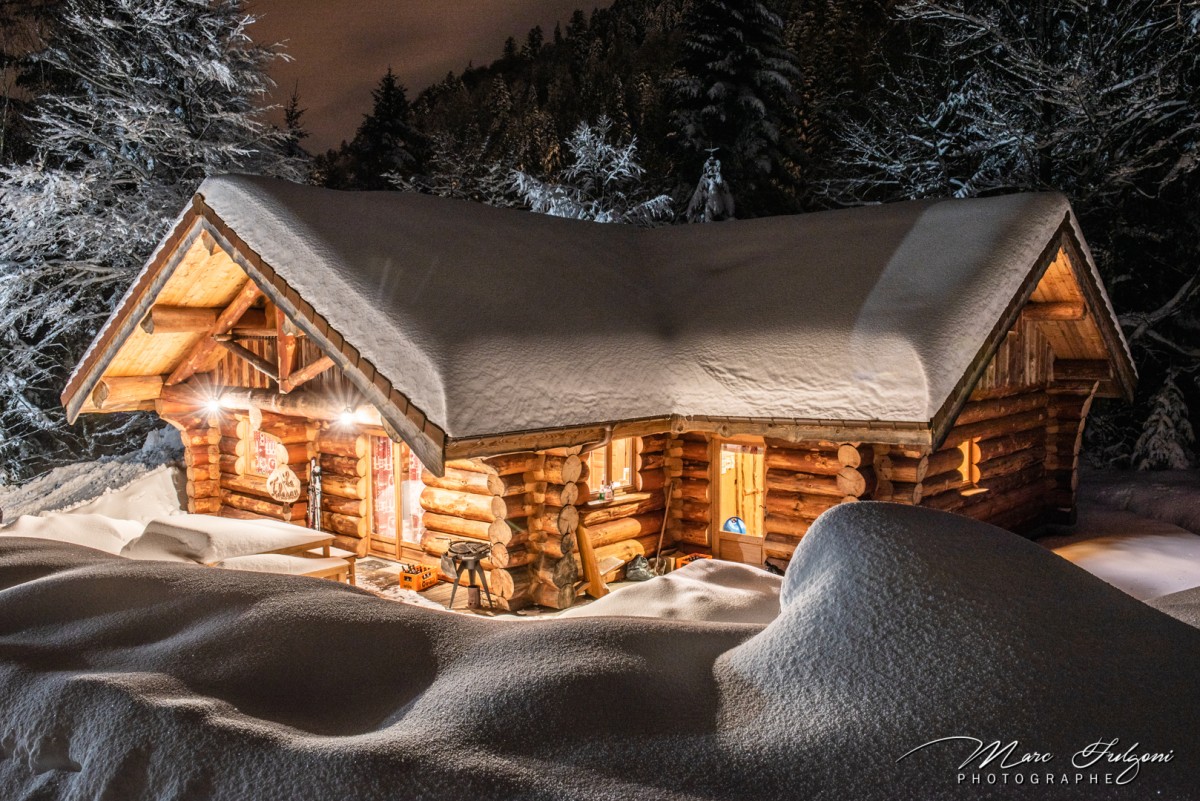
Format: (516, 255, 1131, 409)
(250, 0, 600, 152)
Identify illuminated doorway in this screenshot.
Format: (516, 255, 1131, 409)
(712, 440, 765, 565)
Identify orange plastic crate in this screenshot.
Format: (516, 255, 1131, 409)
(674, 553, 712, 570)
(397, 565, 438, 591)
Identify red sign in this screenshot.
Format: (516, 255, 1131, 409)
(252, 430, 280, 477)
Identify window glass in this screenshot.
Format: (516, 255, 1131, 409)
(371, 436, 397, 539)
(586, 437, 636, 497)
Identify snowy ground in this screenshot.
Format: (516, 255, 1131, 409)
(1041, 469, 1200, 601)
(2, 502, 1198, 799)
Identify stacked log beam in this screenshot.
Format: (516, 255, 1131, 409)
(763, 440, 867, 562)
(183, 425, 221, 514)
(215, 412, 316, 529)
(668, 433, 711, 546)
(528, 451, 584, 610)
(313, 427, 369, 555)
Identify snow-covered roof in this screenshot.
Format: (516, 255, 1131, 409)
(64, 176, 1134, 471)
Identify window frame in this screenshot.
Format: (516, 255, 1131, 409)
(586, 437, 638, 499)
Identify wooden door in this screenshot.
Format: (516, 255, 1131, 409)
(712, 440, 766, 565)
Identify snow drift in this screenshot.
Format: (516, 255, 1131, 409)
(1, 503, 1197, 799)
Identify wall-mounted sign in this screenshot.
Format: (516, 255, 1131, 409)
(267, 464, 302, 503)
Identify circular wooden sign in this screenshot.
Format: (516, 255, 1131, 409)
(266, 464, 302, 503)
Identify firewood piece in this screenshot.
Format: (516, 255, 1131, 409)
(92, 375, 164, 409)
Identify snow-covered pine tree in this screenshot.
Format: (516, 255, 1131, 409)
(1133, 371, 1195, 470)
(686, 153, 735, 222)
(510, 116, 673, 225)
(344, 68, 424, 189)
(0, 0, 303, 480)
(671, 0, 801, 213)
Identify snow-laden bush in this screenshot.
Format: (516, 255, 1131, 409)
(0, 0, 304, 480)
(510, 116, 673, 225)
(1134, 371, 1195, 470)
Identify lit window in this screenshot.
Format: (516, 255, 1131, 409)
(585, 437, 636, 497)
(958, 439, 984, 492)
(249, 428, 282, 477)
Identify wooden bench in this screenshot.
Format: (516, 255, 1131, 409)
(215, 554, 351, 583)
(303, 545, 357, 585)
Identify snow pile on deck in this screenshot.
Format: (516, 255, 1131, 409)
(560, 558, 781, 624)
(2, 503, 1198, 799)
(0, 427, 184, 524)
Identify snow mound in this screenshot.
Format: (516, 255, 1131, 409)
(0, 514, 142, 554)
(2, 503, 1199, 799)
(1079, 468, 1200, 535)
(560, 558, 781, 624)
(1148, 586, 1200, 630)
(0, 428, 184, 524)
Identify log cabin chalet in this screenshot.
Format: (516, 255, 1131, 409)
(62, 176, 1136, 610)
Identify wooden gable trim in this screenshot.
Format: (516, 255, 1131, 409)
(928, 215, 1138, 450)
(61, 201, 208, 423)
(1057, 230, 1137, 403)
(928, 218, 1072, 451)
(190, 197, 449, 475)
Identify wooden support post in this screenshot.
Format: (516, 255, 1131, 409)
(216, 338, 279, 382)
(576, 523, 608, 599)
(276, 308, 297, 391)
(279, 355, 335, 393)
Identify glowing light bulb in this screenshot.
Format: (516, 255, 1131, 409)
(203, 399, 222, 414)
(338, 408, 357, 427)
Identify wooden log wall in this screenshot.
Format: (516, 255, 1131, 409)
(313, 427, 369, 555)
(575, 435, 669, 585)
(1043, 387, 1097, 523)
(529, 451, 585, 610)
(762, 440, 872, 562)
(183, 425, 221, 514)
(913, 387, 1052, 532)
(212, 412, 318, 531)
(668, 433, 711, 546)
(423, 452, 546, 611)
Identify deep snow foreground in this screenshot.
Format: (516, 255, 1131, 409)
(2, 503, 1198, 800)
